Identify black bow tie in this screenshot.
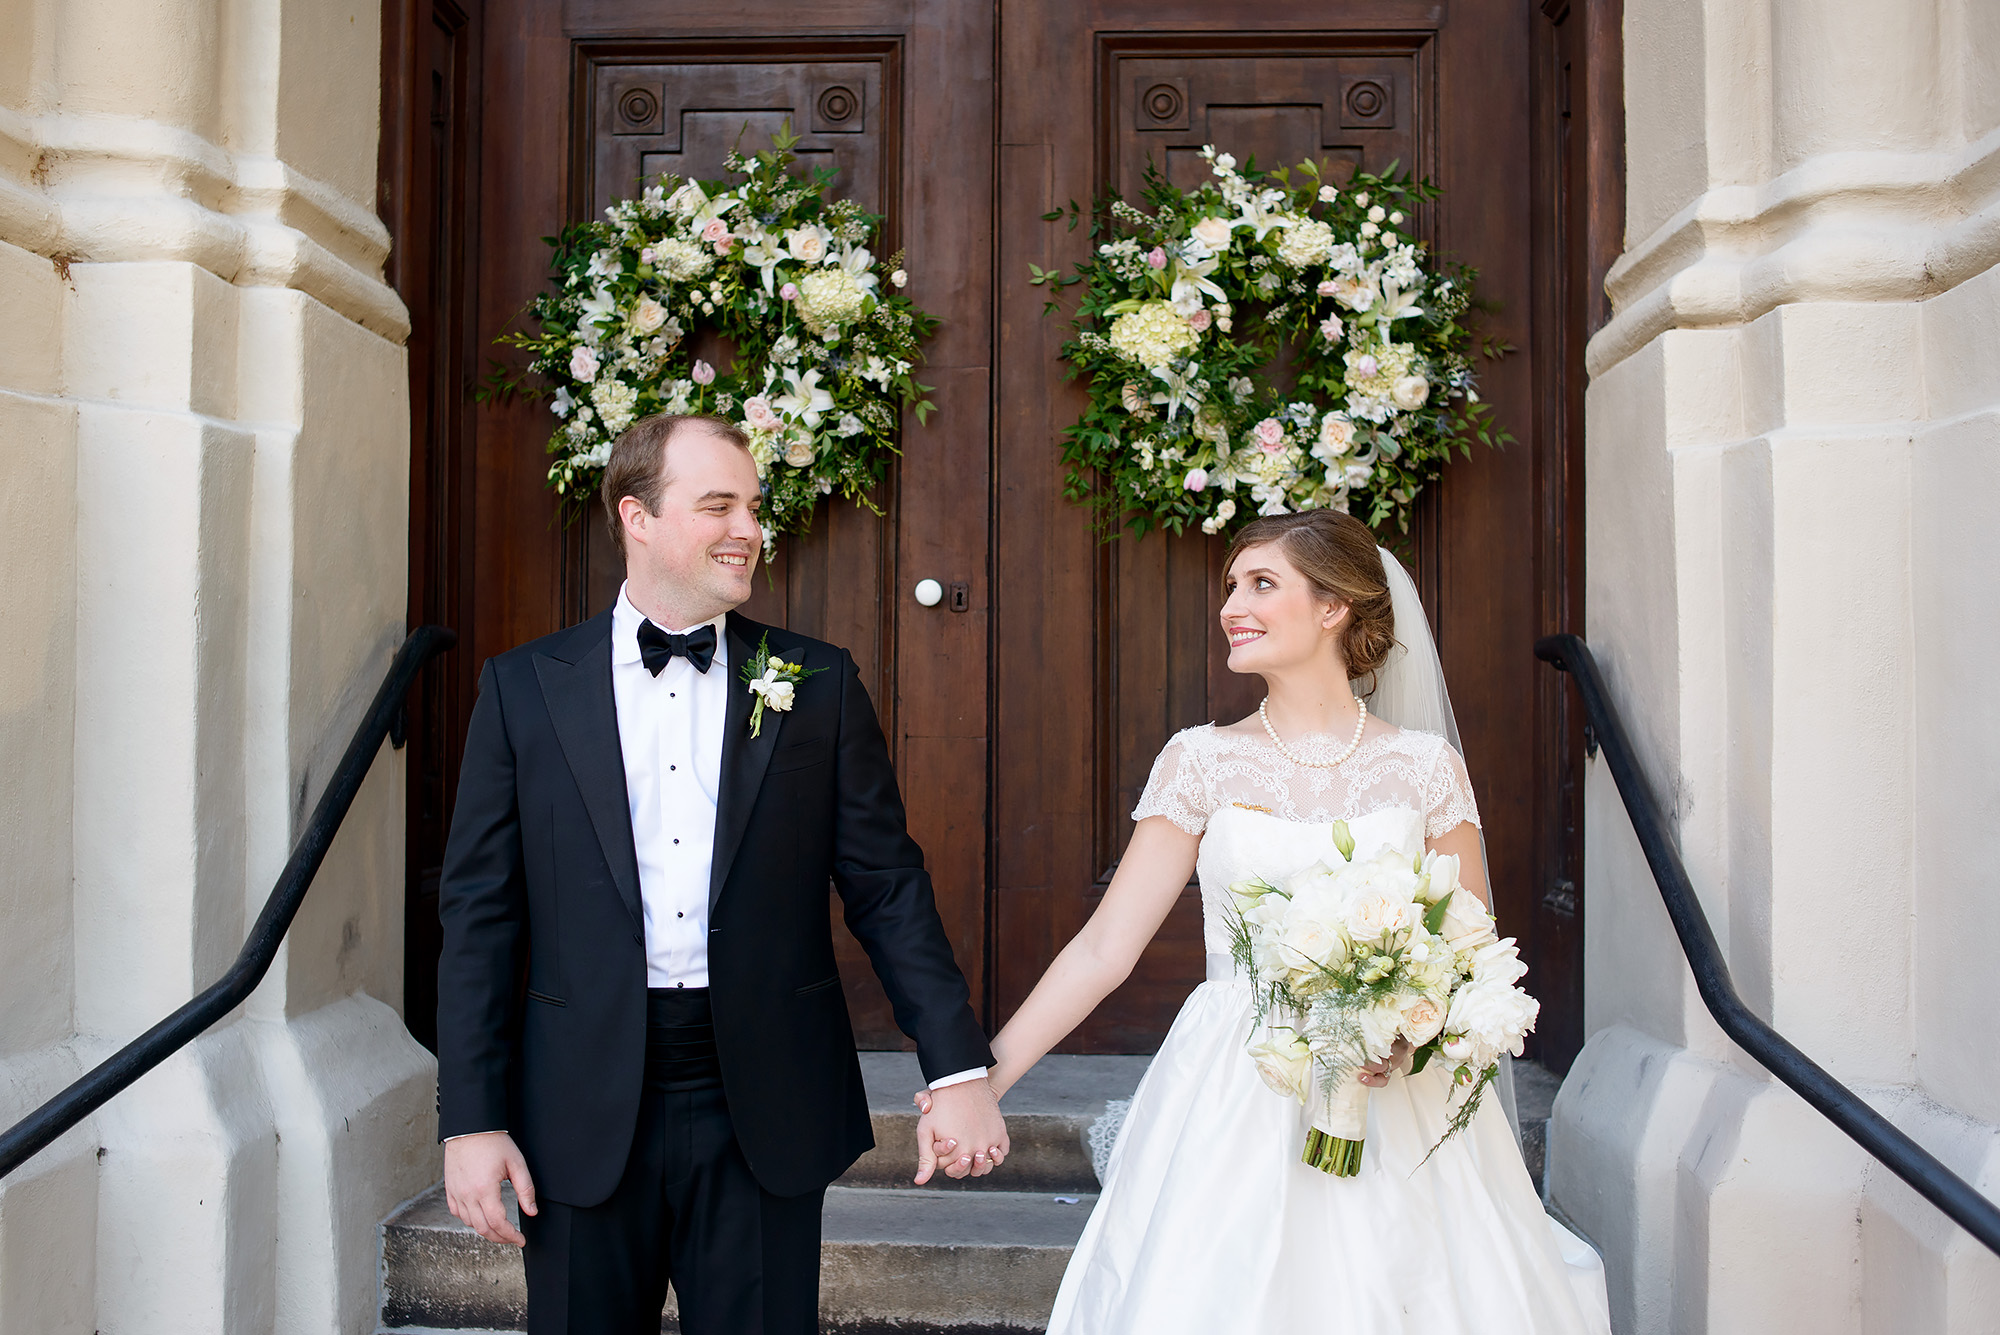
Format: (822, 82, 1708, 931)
(637, 621, 717, 676)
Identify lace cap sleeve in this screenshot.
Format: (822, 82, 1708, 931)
(1132, 729, 1214, 836)
(1423, 737, 1483, 840)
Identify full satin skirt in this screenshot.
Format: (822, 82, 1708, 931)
(1047, 980, 1612, 1335)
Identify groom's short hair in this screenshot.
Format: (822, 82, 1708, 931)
(601, 413, 754, 553)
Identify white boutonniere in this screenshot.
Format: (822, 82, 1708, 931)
(740, 632, 826, 738)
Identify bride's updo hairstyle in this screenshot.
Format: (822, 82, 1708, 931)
(1224, 510, 1398, 682)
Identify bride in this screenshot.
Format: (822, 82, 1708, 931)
(920, 509, 1611, 1334)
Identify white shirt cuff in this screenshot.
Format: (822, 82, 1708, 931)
(442, 1131, 504, 1142)
(927, 1066, 989, 1091)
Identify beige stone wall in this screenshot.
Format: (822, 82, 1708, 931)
(1552, 1, 2000, 1331)
(0, 0, 437, 1330)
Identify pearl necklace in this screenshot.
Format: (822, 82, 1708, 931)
(1259, 695, 1368, 769)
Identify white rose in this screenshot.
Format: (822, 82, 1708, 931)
(1437, 886, 1495, 952)
(1277, 910, 1345, 977)
(1391, 375, 1431, 410)
(761, 678, 797, 711)
(631, 295, 668, 334)
(1247, 1030, 1314, 1103)
(783, 435, 816, 467)
(1342, 887, 1409, 947)
(1367, 205, 1387, 223)
(1190, 215, 1234, 250)
(891, 269, 907, 288)
(568, 345, 600, 382)
(1398, 993, 1448, 1047)
(785, 226, 829, 264)
(1317, 412, 1356, 456)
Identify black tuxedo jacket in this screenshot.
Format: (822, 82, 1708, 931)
(435, 609, 992, 1204)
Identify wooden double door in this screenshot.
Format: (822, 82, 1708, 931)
(388, 0, 1616, 1066)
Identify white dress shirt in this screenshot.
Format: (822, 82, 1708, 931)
(611, 586, 728, 988)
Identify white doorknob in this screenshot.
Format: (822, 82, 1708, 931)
(913, 578, 944, 608)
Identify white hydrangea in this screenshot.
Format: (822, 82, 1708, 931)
(795, 268, 868, 333)
(1276, 218, 1335, 269)
(590, 378, 638, 435)
(1107, 300, 1198, 369)
(650, 238, 712, 282)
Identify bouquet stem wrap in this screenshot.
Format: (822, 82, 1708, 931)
(1305, 1074, 1371, 1176)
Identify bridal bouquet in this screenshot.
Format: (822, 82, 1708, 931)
(1226, 823, 1538, 1175)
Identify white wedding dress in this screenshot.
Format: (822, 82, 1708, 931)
(1047, 723, 1612, 1335)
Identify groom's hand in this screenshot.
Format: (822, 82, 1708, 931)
(444, 1131, 539, 1246)
(911, 1081, 1008, 1184)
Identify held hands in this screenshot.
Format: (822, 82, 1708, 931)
(1358, 1036, 1414, 1089)
(911, 1080, 1009, 1184)
(443, 1131, 539, 1246)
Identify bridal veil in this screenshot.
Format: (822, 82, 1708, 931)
(1360, 545, 1525, 1147)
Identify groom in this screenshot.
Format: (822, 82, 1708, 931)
(435, 413, 1006, 1333)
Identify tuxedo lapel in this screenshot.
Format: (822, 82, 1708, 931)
(533, 614, 644, 930)
(709, 612, 783, 910)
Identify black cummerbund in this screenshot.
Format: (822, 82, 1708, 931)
(645, 987, 721, 1090)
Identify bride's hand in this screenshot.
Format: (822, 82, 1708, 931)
(1357, 1037, 1413, 1088)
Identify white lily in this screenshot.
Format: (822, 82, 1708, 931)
(1169, 256, 1228, 314)
(741, 237, 786, 294)
(689, 191, 740, 230)
(1378, 282, 1425, 325)
(577, 284, 619, 341)
(773, 367, 834, 428)
(1231, 194, 1286, 242)
(1149, 364, 1202, 421)
(836, 243, 880, 290)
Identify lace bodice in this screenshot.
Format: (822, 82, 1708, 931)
(1133, 724, 1483, 957)
(1132, 724, 1480, 840)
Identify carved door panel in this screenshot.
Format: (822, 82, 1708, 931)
(995, 2, 1569, 1056)
(468, 5, 992, 1048)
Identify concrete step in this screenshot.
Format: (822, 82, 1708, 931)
(837, 1052, 1149, 1193)
(1511, 1059, 1560, 1198)
(379, 1182, 1095, 1333)
(381, 1053, 1146, 1333)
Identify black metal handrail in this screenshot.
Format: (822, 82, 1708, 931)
(0, 625, 456, 1181)
(1537, 632, 2000, 1258)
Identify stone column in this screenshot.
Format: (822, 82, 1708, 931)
(0, 0, 439, 1330)
(1551, 1, 2000, 1331)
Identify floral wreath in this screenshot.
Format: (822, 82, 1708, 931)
(489, 125, 939, 556)
(1031, 146, 1509, 537)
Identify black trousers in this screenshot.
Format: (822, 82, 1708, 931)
(522, 989, 824, 1334)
